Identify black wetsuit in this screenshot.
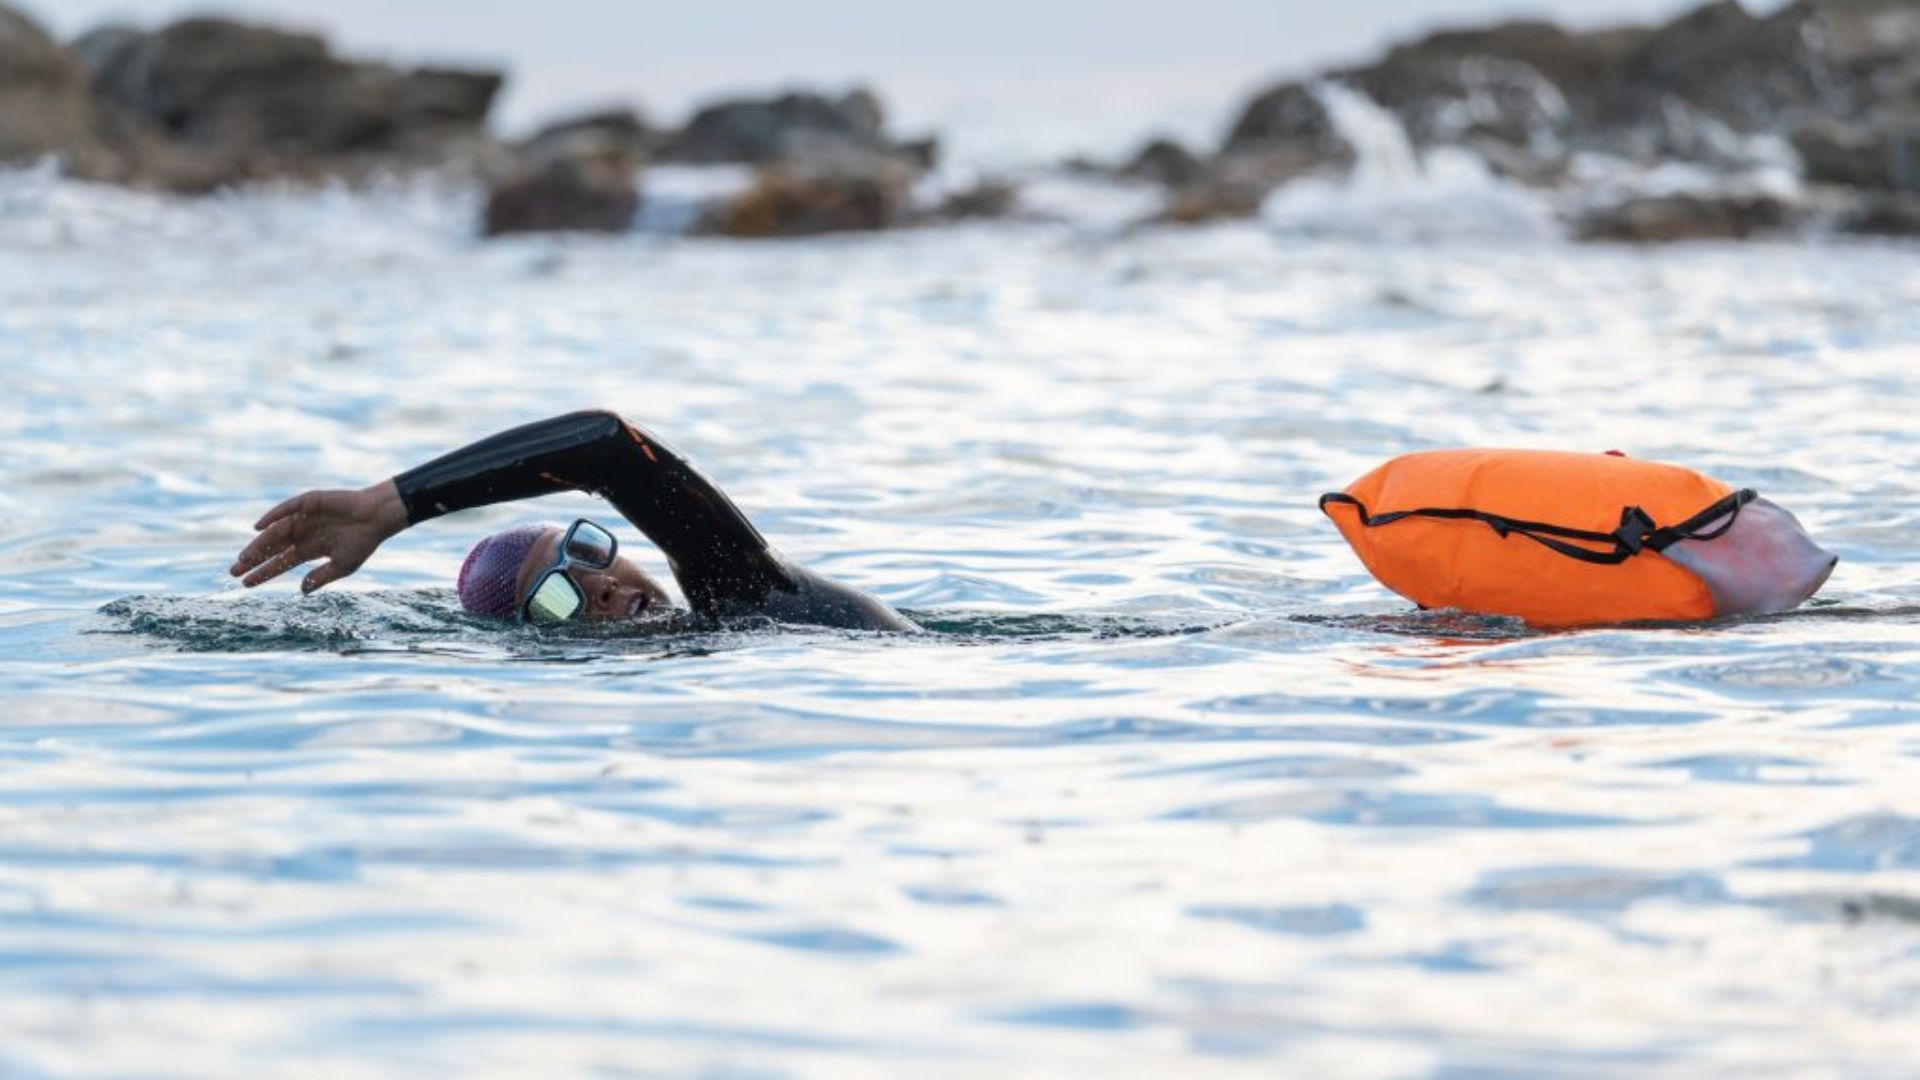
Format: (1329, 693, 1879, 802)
(392, 410, 915, 632)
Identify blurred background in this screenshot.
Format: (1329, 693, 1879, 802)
(8, 0, 1915, 237)
(36, 0, 1718, 137)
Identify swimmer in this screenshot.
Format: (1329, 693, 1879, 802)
(229, 410, 916, 632)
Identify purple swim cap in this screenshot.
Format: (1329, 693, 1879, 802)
(456, 525, 552, 620)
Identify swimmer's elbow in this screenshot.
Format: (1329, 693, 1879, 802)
(558, 408, 627, 431)
(553, 408, 651, 446)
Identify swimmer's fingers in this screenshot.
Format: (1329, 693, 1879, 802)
(239, 543, 311, 588)
(234, 516, 334, 586)
(301, 561, 347, 595)
(231, 516, 287, 571)
(231, 513, 307, 577)
(253, 490, 317, 531)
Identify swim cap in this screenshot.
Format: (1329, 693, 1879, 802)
(456, 525, 552, 619)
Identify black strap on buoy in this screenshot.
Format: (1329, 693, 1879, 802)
(1318, 488, 1756, 566)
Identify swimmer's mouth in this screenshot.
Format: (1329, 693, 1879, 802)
(628, 594, 649, 618)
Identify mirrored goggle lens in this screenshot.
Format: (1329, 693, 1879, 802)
(563, 522, 616, 568)
(525, 571, 585, 624)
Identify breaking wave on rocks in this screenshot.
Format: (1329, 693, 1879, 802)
(1260, 83, 1565, 242)
(0, 127, 1833, 255)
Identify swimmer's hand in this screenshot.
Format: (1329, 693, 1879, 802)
(230, 481, 408, 594)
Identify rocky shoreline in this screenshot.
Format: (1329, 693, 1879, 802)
(2, 0, 1916, 240)
(1112, 0, 1920, 240)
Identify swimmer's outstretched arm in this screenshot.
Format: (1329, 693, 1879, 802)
(232, 410, 915, 631)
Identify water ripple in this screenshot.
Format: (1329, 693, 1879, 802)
(1, 189, 1916, 1075)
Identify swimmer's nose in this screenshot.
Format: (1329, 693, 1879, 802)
(589, 579, 645, 620)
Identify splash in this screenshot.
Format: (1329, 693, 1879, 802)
(94, 591, 726, 660)
(96, 591, 494, 654)
(96, 592, 1233, 654)
(1261, 83, 1562, 242)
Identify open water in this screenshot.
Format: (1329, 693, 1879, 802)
(0, 162, 1917, 1078)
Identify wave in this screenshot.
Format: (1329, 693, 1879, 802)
(99, 590, 1912, 659)
(92, 592, 1235, 657)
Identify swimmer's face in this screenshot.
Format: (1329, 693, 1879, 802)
(514, 527, 673, 621)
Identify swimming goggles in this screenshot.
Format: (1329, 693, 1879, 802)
(519, 518, 618, 624)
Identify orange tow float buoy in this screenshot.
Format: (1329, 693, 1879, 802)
(1320, 449, 1837, 627)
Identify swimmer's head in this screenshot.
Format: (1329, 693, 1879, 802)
(457, 523, 671, 622)
(456, 525, 546, 619)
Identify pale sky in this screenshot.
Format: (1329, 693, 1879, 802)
(29, 0, 1771, 162)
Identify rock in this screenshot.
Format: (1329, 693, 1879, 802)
(1794, 118, 1920, 192)
(524, 107, 654, 163)
(1120, 137, 1203, 187)
(1810, 0, 1920, 67)
(48, 14, 506, 191)
(1214, 80, 1359, 202)
(0, 4, 94, 164)
(482, 142, 639, 237)
(67, 24, 143, 82)
(1221, 139, 1356, 188)
(75, 17, 500, 158)
(1206, 0, 1920, 225)
(0, 6, 177, 186)
(1319, 16, 1678, 175)
(1339, 22, 1611, 147)
(1838, 192, 1920, 235)
(935, 179, 1018, 220)
(1576, 193, 1792, 242)
(395, 68, 503, 135)
(1222, 81, 1346, 157)
(83, 19, 335, 144)
(660, 88, 891, 164)
(1152, 178, 1270, 226)
(894, 135, 939, 171)
(697, 157, 915, 238)
(1622, 1, 1800, 130)
(1206, 80, 1358, 211)
(1602, 0, 1920, 136)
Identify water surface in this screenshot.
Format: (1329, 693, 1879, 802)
(2, 171, 1918, 1077)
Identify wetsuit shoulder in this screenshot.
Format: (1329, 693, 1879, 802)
(762, 565, 919, 633)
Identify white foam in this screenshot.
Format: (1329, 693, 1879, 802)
(1013, 173, 1166, 231)
(1261, 83, 1562, 242)
(1567, 134, 1803, 205)
(0, 162, 479, 252)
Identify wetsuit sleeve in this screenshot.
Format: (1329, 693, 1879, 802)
(391, 410, 790, 614)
